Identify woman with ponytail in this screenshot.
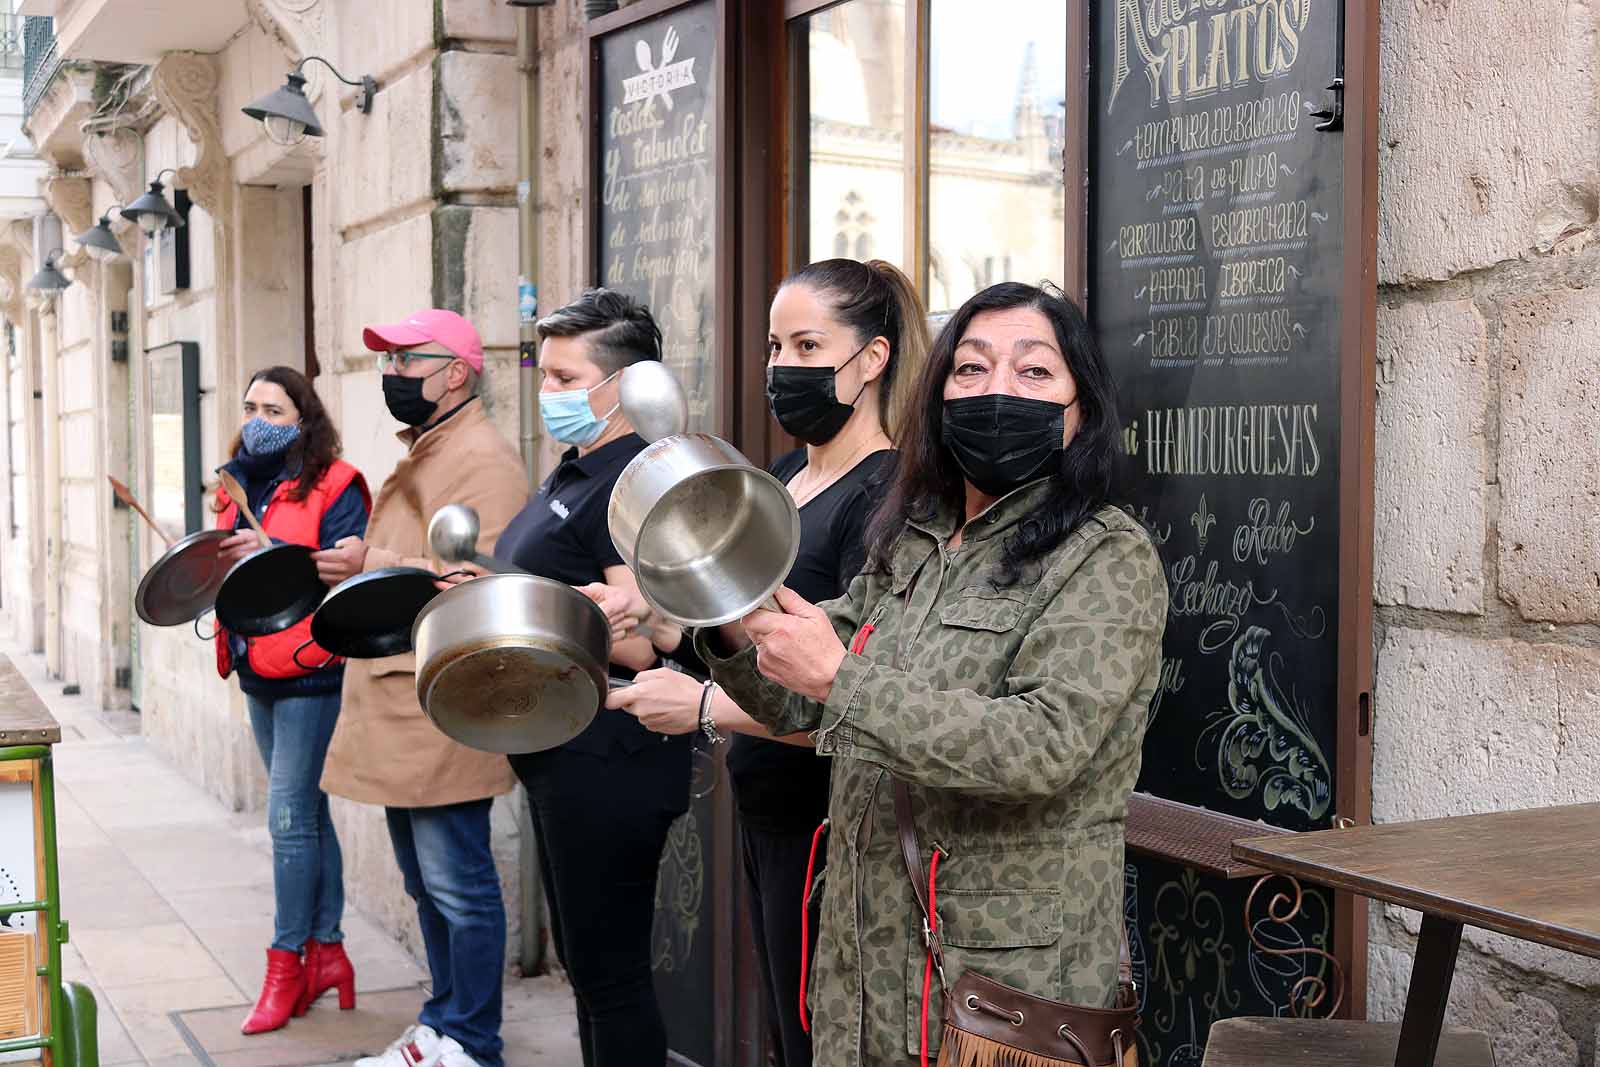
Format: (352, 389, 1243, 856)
(606, 259, 931, 1066)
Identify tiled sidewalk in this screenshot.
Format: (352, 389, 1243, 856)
(3, 644, 580, 1067)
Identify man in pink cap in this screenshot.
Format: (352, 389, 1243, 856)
(317, 308, 527, 1067)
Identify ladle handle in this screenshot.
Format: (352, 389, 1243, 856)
(217, 470, 271, 548)
(470, 552, 526, 575)
(108, 476, 174, 547)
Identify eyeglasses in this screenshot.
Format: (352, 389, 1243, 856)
(374, 349, 455, 373)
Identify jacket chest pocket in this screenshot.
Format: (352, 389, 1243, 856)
(908, 595, 1025, 688)
(901, 887, 1069, 1056)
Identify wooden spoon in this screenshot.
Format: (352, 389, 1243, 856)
(216, 469, 271, 549)
(107, 476, 173, 548)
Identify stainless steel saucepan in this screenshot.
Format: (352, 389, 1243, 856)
(607, 433, 800, 627)
(411, 572, 612, 754)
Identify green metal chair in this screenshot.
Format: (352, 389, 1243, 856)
(0, 744, 98, 1067)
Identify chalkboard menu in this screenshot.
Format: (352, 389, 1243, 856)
(594, 6, 721, 1063)
(595, 0, 719, 433)
(1088, 0, 1346, 1061)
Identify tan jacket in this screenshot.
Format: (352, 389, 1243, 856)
(321, 398, 528, 808)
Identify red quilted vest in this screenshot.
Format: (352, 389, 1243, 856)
(213, 458, 370, 680)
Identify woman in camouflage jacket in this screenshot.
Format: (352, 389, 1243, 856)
(699, 283, 1168, 1067)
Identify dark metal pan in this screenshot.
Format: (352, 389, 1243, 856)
(135, 528, 235, 626)
(213, 542, 326, 638)
(310, 567, 445, 659)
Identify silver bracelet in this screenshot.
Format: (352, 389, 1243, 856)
(698, 680, 726, 744)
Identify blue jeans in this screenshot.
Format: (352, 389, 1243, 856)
(386, 800, 505, 1067)
(245, 692, 345, 952)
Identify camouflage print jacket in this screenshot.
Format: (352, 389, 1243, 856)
(699, 486, 1167, 1067)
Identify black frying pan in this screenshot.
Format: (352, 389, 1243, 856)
(213, 542, 327, 637)
(309, 567, 445, 659)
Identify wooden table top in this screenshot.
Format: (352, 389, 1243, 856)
(1234, 803, 1600, 958)
(0, 654, 58, 747)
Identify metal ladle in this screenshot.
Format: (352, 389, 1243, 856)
(427, 504, 524, 574)
(429, 504, 656, 638)
(618, 360, 689, 443)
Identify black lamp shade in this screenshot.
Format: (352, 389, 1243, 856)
(26, 259, 70, 292)
(76, 216, 124, 261)
(122, 181, 185, 234)
(242, 72, 324, 140)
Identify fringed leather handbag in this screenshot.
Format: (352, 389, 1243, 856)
(895, 780, 1141, 1067)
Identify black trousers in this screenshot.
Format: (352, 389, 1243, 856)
(742, 822, 825, 1067)
(511, 737, 690, 1067)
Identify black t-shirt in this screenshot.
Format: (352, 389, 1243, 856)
(495, 432, 682, 758)
(727, 447, 895, 832)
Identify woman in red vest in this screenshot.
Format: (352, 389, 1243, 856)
(212, 365, 372, 1036)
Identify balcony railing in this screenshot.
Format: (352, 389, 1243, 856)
(22, 16, 59, 117)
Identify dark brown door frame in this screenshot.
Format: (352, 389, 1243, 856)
(1063, 0, 1381, 1019)
(583, 4, 771, 1063)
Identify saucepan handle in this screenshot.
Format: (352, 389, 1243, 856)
(292, 638, 337, 672)
(193, 610, 219, 642)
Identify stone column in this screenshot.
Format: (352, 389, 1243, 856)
(38, 298, 60, 676)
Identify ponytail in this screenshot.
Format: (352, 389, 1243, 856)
(778, 258, 933, 442)
(864, 260, 931, 442)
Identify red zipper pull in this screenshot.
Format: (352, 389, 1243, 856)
(849, 605, 887, 656)
(799, 817, 829, 1033)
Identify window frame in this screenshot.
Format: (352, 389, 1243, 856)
(784, 0, 1077, 304)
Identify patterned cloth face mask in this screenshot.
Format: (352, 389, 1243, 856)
(241, 417, 301, 456)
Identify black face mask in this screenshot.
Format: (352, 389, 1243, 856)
(765, 344, 868, 446)
(382, 367, 447, 427)
(941, 393, 1073, 496)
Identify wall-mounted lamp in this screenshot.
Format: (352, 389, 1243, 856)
(242, 56, 378, 147)
(75, 207, 126, 261)
(25, 248, 71, 293)
(121, 170, 185, 236)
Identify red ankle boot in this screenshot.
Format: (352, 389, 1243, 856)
(241, 948, 306, 1035)
(297, 938, 356, 1014)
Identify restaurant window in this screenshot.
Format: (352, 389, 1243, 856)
(795, 0, 907, 273)
(791, 0, 1066, 313)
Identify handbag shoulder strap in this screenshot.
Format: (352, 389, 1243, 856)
(892, 779, 1135, 994)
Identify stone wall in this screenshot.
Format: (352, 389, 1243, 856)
(1368, 0, 1600, 1060)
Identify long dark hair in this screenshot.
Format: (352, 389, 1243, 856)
(865, 282, 1123, 586)
(779, 258, 931, 440)
(217, 366, 343, 505)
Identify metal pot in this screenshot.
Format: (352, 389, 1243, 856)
(411, 573, 612, 755)
(607, 433, 800, 627)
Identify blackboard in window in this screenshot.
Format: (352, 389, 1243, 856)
(1088, 0, 1368, 1061)
(592, 7, 723, 1063)
(594, 0, 719, 434)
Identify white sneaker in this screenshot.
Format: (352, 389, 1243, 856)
(436, 1038, 481, 1067)
(354, 1024, 446, 1067)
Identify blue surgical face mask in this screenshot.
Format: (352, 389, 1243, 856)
(241, 417, 300, 456)
(539, 371, 620, 447)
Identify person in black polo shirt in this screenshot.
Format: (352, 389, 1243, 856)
(607, 260, 931, 1067)
(489, 289, 691, 1067)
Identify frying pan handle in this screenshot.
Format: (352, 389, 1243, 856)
(292, 638, 338, 672)
(193, 611, 219, 642)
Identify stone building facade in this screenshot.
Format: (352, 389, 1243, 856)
(3, 0, 544, 966)
(0, 0, 1595, 1063)
(1366, 0, 1600, 1058)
